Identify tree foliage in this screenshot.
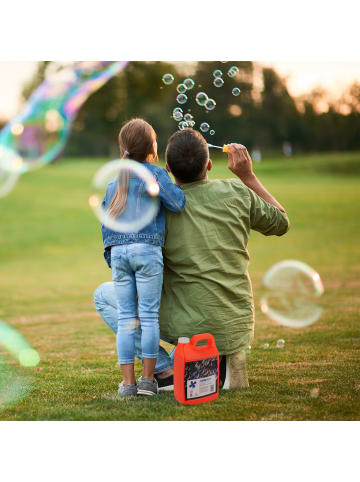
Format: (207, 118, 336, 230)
(22, 61, 360, 157)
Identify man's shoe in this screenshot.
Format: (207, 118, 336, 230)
(221, 350, 249, 390)
(118, 381, 138, 397)
(137, 376, 159, 396)
(154, 374, 174, 392)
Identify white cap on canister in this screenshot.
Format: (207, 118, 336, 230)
(178, 337, 190, 344)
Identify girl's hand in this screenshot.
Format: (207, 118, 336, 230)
(227, 143, 255, 183)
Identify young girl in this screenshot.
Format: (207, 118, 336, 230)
(101, 118, 186, 397)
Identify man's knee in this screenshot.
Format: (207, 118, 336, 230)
(93, 283, 106, 310)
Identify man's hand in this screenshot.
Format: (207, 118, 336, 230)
(227, 144, 255, 183)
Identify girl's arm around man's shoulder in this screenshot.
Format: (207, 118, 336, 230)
(154, 166, 186, 213)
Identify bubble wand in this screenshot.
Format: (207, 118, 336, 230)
(207, 143, 231, 153)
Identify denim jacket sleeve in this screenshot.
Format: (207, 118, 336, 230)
(155, 167, 186, 213)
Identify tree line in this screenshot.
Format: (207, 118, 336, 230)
(5, 61, 360, 157)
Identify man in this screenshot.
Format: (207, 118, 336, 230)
(94, 129, 290, 391)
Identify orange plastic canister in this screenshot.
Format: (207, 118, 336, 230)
(174, 333, 219, 405)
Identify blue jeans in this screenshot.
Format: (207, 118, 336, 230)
(94, 280, 175, 373)
(111, 243, 163, 365)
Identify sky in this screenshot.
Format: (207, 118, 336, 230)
(0, 61, 359, 120)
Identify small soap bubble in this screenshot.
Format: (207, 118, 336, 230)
(276, 339, 285, 349)
(173, 107, 183, 121)
(210, 130, 215, 135)
(176, 94, 188, 105)
(90, 159, 160, 233)
(213, 69, 223, 78)
(205, 99, 216, 111)
(173, 111, 183, 121)
(232, 87, 241, 96)
(183, 78, 195, 90)
(188, 120, 195, 127)
(200, 122, 210, 133)
(263, 343, 270, 349)
(227, 66, 239, 78)
(310, 388, 320, 398)
(178, 121, 188, 130)
(213, 77, 224, 88)
(162, 73, 174, 85)
(195, 92, 208, 106)
(177, 83, 187, 94)
(183, 113, 193, 122)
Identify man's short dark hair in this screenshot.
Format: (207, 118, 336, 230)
(165, 129, 209, 183)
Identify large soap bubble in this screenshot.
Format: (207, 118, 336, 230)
(0, 61, 128, 175)
(89, 159, 160, 233)
(195, 92, 208, 106)
(260, 260, 324, 328)
(0, 320, 40, 410)
(0, 153, 19, 198)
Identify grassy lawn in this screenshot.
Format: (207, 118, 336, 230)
(0, 151, 359, 420)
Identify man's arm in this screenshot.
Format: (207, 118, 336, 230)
(227, 143, 286, 212)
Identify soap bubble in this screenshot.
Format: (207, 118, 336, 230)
(310, 388, 320, 398)
(162, 73, 174, 85)
(178, 121, 188, 130)
(89, 159, 160, 233)
(195, 92, 208, 106)
(172, 107, 183, 121)
(183, 78, 195, 90)
(176, 94, 188, 104)
(276, 339, 285, 349)
(210, 130, 215, 135)
(227, 66, 239, 78)
(184, 113, 193, 122)
(173, 111, 183, 121)
(232, 87, 241, 96)
(0, 157, 19, 198)
(213, 77, 224, 88)
(0, 320, 40, 410)
(205, 99, 216, 111)
(188, 120, 195, 127)
(213, 69, 223, 78)
(260, 260, 324, 328)
(263, 343, 269, 349)
(0, 61, 128, 174)
(200, 122, 210, 133)
(177, 83, 187, 94)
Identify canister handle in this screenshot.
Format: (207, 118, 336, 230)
(190, 333, 215, 349)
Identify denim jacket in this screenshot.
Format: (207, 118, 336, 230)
(101, 162, 186, 267)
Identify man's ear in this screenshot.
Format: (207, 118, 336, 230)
(165, 162, 171, 173)
(207, 159, 213, 171)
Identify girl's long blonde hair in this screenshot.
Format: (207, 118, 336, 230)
(108, 118, 157, 219)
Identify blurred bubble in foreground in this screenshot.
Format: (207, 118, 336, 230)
(276, 339, 285, 349)
(260, 260, 324, 328)
(0, 320, 40, 409)
(0, 61, 128, 174)
(232, 87, 241, 96)
(0, 154, 19, 198)
(263, 343, 269, 349)
(176, 83, 187, 94)
(89, 159, 160, 233)
(210, 130, 215, 135)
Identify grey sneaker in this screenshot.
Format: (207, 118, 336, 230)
(118, 381, 138, 398)
(137, 376, 158, 396)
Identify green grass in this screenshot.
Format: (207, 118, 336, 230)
(0, 151, 360, 420)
